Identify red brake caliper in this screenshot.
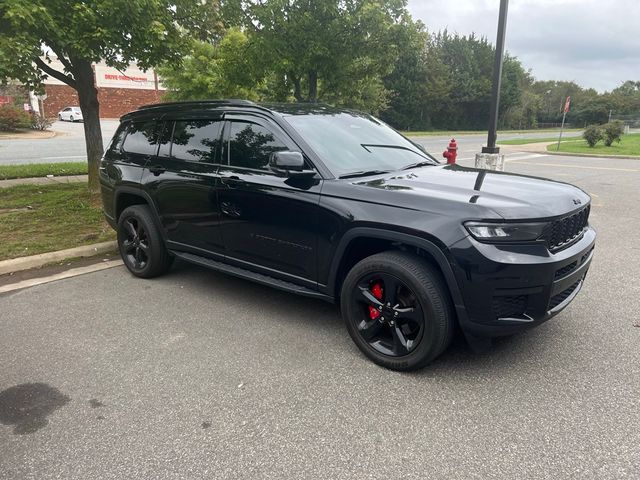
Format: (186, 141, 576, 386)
(368, 283, 383, 320)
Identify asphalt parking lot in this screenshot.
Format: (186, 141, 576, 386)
(1, 152, 639, 479)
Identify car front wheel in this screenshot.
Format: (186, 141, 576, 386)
(341, 251, 454, 371)
(117, 205, 173, 278)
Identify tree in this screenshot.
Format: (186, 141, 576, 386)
(158, 29, 266, 102)
(226, 0, 407, 112)
(0, 0, 219, 193)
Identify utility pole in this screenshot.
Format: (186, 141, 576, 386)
(475, 0, 508, 171)
(482, 0, 509, 154)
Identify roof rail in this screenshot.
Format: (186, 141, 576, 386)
(136, 99, 257, 110)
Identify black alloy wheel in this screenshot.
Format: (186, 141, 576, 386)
(341, 251, 454, 371)
(352, 272, 425, 357)
(121, 217, 150, 272)
(117, 205, 173, 278)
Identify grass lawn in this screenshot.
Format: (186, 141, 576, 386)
(0, 162, 87, 180)
(547, 133, 640, 156)
(0, 183, 114, 261)
(497, 136, 581, 145)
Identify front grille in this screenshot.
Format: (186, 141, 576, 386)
(544, 205, 590, 252)
(548, 280, 581, 310)
(492, 295, 527, 319)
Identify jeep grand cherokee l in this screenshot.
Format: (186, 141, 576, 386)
(99, 100, 595, 371)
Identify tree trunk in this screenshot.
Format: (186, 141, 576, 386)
(74, 60, 103, 195)
(290, 72, 303, 102)
(308, 70, 318, 102)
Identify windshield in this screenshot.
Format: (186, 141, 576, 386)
(284, 112, 436, 177)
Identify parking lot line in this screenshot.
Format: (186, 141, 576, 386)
(508, 161, 640, 172)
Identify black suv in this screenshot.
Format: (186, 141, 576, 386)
(100, 100, 595, 371)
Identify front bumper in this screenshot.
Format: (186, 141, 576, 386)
(449, 227, 596, 337)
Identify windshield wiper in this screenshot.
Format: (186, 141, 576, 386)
(338, 169, 391, 179)
(402, 160, 437, 170)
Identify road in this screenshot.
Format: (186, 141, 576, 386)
(0, 119, 583, 165)
(1, 150, 639, 478)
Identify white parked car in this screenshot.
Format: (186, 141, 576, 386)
(58, 106, 83, 122)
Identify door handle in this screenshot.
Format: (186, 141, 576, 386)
(220, 175, 244, 188)
(148, 165, 166, 176)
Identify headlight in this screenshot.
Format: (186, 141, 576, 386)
(465, 221, 547, 242)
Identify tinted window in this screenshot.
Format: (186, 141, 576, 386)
(171, 120, 222, 163)
(106, 124, 128, 154)
(157, 121, 173, 158)
(122, 121, 159, 156)
(227, 122, 288, 170)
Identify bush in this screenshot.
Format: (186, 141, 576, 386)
(583, 125, 603, 147)
(0, 105, 31, 132)
(603, 120, 624, 147)
(30, 113, 54, 131)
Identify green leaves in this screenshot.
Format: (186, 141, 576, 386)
(0, 0, 222, 88)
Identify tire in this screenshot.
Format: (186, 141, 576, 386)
(58, 114, 62, 121)
(117, 205, 173, 278)
(70, 115, 74, 122)
(340, 251, 454, 371)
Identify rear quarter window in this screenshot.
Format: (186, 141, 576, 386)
(122, 121, 160, 156)
(105, 124, 128, 156)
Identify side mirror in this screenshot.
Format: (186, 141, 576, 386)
(270, 151, 316, 178)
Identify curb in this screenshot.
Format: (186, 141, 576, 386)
(0, 130, 58, 140)
(0, 260, 123, 294)
(0, 175, 88, 188)
(0, 241, 117, 276)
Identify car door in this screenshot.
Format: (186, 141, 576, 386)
(143, 115, 225, 257)
(217, 115, 322, 286)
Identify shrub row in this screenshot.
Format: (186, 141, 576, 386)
(583, 120, 625, 147)
(0, 105, 54, 132)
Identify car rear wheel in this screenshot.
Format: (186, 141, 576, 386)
(117, 205, 173, 278)
(341, 251, 454, 371)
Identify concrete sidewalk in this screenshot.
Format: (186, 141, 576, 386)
(0, 174, 87, 188)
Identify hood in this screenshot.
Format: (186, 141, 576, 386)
(352, 164, 590, 220)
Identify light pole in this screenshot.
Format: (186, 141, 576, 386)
(481, 0, 509, 155)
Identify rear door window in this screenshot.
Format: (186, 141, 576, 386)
(171, 120, 222, 163)
(122, 121, 160, 156)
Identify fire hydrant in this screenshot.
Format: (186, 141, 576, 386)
(443, 138, 458, 164)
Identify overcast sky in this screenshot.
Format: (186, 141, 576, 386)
(407, 0, 640, 92)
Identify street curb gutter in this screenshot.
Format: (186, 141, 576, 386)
(0, 241, 117, 276)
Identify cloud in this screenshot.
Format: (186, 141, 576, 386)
(407, 0, 640, 92)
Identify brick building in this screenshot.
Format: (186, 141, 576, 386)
(34, 58, 166, 119)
